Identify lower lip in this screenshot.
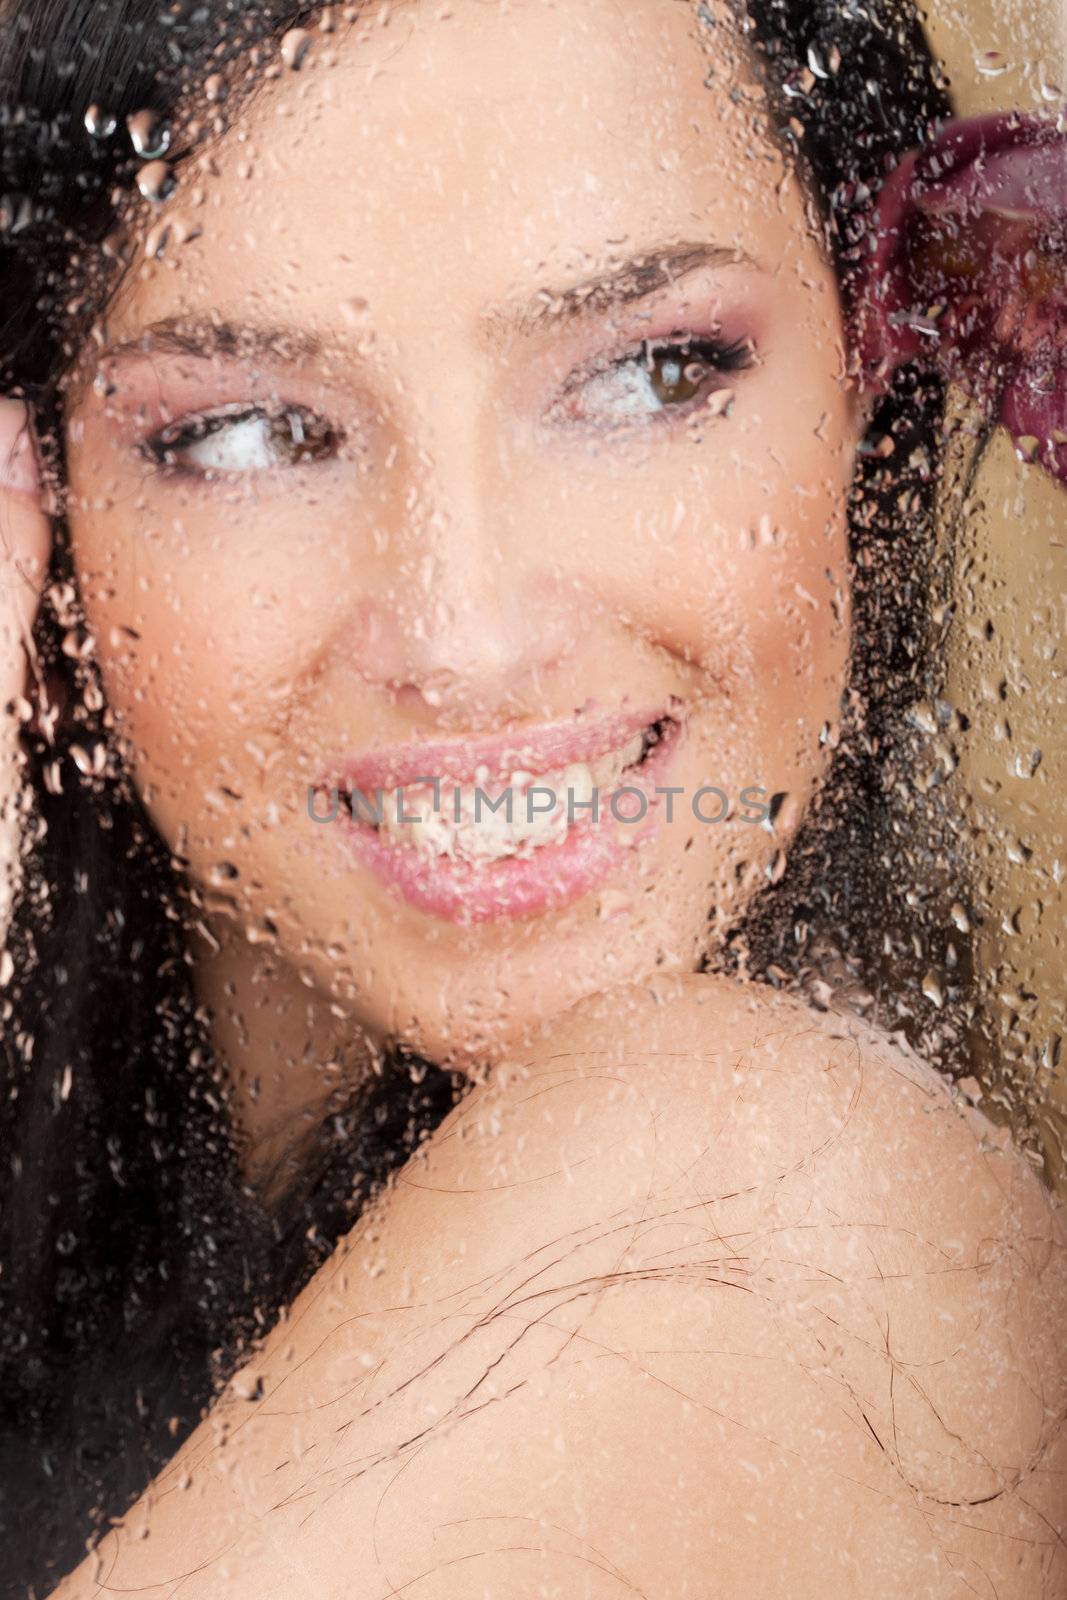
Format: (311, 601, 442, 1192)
(333, 717, 683, 925)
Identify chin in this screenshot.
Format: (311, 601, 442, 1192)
(369, 918, 697, 1077)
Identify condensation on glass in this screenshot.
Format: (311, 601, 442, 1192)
(0, 1, 1063, 1596)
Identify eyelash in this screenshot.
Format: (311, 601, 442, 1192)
(136, 331, 757, 478)
(552, 331, 757, 427)
(140, 402, 344, 479)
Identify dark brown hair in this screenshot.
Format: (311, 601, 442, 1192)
(0, 3, 953, 1593)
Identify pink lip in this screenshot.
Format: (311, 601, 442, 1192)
(330, 709, 684, 925)
(330, 700, 678, 793)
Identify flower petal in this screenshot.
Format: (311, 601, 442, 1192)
(854, 112, 1067, 486)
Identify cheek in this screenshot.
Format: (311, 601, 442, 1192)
(537, 430, 853, 718)
(676, 421, 853, 723)
(66, 442, 360, 771)
(739, 496, 852, 721)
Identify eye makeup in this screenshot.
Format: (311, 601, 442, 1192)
(140, 402, 344, 478)
(548, 330, 757, 429)
(87, 279, 766, 486)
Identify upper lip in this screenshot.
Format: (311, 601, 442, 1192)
(330, 701, 681, 794)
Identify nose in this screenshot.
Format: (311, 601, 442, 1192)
(365, 509, 579, 718)
(349, 389, 580, 720)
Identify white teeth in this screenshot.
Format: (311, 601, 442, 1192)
(368, 727, 654, 863)
(618, 733, 645, 771)
(562, 762, 594, 808)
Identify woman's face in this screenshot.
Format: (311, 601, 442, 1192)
(63, 0, 863, 1069)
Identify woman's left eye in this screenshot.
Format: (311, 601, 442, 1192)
(141, 403, 343, 476)
(550, 334, 756, 428)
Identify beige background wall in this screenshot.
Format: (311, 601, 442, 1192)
(923, 0, 1067, 1185)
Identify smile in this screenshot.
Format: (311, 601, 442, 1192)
(318, 704, 684, 924)
(336, 716, 674, 863)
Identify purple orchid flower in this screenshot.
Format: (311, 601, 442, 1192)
(855, 111, 1067, 486)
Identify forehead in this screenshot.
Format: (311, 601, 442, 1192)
(101, 0, 815, 344)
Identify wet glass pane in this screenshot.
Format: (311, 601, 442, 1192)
(0, 1, 1064, 1596)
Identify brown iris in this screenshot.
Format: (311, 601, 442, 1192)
(147, 404, 341, 469)
(269, 407, 340, 464)
(646, 344, 716, 406)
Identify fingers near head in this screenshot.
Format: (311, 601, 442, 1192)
(0, 396, 49, 646)
(0, 395, 50, 693)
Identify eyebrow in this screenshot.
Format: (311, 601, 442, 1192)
(96, 318, 325, 366)
(482, 239, 764, 337)
(91, 239, 763, 371)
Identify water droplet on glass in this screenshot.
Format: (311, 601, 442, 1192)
(281, 28, 312, 70)
(975, 50, 1010, 77)
(70, 744, 106, 777)
(145, 221, 170, 260)
(61, 627, 93, 660)
(0, 193, 33, 234)
(136, 161, 175, 203)
(340, 297, 370, 327)
(127, 109, 171, 160)
(766, 850, 788, 884)
(208, 861, 240, 886)
(859, 433, 895, 459)
(921, 972, 944, 1008)
(596, 889, 631, 920)
(1012, 748, 1042, 779)
(84, 103, 117, 139)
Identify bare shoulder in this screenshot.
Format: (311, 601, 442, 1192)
(54, 972, 1067, 1600)
(482, 970, 1067, 1592)
(525, 968, 1065, 1248)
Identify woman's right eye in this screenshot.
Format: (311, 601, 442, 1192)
(141, 403, 343, 476)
